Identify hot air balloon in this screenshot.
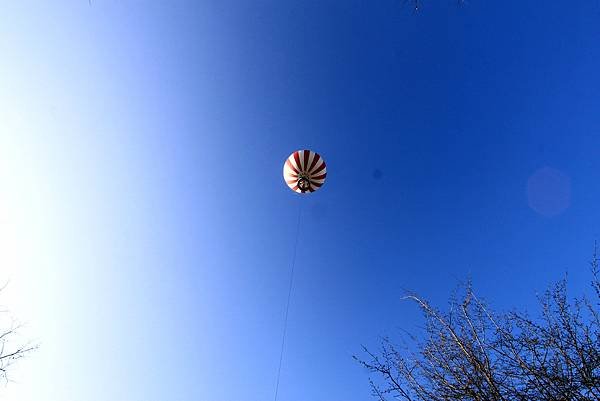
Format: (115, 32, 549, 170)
(283, 149, 327, 193)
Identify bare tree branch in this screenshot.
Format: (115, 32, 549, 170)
(357, 246, 600, 401)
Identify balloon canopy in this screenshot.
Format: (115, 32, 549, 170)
(283, 150, 327, 193)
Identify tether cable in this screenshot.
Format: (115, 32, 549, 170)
(274, 200, 303, 401)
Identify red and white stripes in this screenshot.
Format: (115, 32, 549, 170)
(283, 150, 327, 193)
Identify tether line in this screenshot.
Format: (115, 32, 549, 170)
(274, 200, 303, 401)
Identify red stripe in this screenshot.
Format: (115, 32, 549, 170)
(311, 162, 326, 175)
(303, 150, 310, 172)
(310, 181, 323, 187)
(308, 153, 320, 173)
(293, 152, 303, 172)
(286, 159, 299, 174)
(311, 173, 327, 180)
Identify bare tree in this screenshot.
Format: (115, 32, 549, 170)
(0, 285, 37, 384)
(357, 246, 600, 401)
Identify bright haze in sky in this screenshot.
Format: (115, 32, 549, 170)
(1, 1, 600, 401)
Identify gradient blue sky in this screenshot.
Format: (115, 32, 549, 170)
(1, 1, 600, 400)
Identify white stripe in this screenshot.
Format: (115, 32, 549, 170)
(299, 150, 306, 171)
(283, 168, 295, 181)
(283, 163, 294, 176)
(285, 157, 299, 174)
(306, 151, 315, 173)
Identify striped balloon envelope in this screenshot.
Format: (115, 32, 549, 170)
(283, 150, 327, 193)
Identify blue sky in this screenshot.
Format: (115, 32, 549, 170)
(1, 1, 600, 400)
